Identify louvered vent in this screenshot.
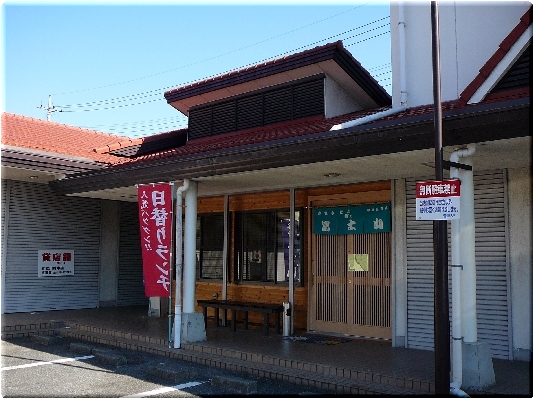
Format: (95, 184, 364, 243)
(237, 95, 263, 131)
(212, 101, 236, 135)
(189, 107, 213, 140)
(188, 74, 325, 140)
(294, 78, 324, 119)
(491, 43, 532, 93)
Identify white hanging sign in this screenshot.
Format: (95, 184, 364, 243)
(416, 180, 461, 220)
(38, 250, 75, 276)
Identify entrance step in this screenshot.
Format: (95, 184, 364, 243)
(57, 324, 432, 395)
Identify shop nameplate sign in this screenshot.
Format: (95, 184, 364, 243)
(313, 203, 391, 235)
(38, 250, 74, 276)
(416, 179, 461, 220)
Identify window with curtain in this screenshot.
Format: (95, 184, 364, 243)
(196, 213, 224, 280)
(235, 210, 301, 284)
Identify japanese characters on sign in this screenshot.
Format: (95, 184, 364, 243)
(313, 203, 391, 235)
(38, 250, 74, 277)
(138, 183, 174, 297)
(415, 179, 461, 220)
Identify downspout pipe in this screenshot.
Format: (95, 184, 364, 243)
(458, 148, 477, 345)
(449, 145, 475, 397)
(173, 179, 190, 349)
(329, 105, 407, 131)
(398, 1, 408, 106)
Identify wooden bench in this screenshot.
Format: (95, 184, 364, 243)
(197, 299, 284, 336)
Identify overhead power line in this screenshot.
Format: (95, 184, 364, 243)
(81, 114, 188, 134)
(367, 62, 391, 72)
(51, 4, 372, 97)
(91, 115, 186, 129)
(54, 15, 390, 112)
(345, 30, 389, 47)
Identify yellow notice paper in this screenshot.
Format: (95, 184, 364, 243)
(348, 254, 369, 272)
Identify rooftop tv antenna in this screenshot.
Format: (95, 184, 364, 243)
(38, 95, 62, 121)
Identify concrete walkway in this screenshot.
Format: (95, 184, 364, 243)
(1, 306, 531, 396)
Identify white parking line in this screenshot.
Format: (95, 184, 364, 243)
(121, 381, 206, 398)
(1, 355, 95, 371)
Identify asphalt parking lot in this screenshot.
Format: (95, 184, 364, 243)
(1, 335, 334, 397)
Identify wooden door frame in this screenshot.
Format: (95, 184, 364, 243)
(307, 189, 392, 336)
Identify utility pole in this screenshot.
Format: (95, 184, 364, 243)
(430, 1, 451, 395)
(38, 95, 62, 121)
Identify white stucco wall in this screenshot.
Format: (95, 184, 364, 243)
(390, 1, 530, 107)
(507, 167, 533, 361)
(324, 75, 364, 118)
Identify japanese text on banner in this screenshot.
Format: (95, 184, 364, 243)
(138, 183, 173, 297)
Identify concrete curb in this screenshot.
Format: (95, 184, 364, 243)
(91, 348, 127, 367)
(31, 335, 60, 345)
(211, 375, 258, 395)
(145, 365, 200, 383)
(70, 342, 94, 354)
(70, 342, 127, 366)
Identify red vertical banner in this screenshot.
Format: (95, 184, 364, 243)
(138, 183, 174, 297)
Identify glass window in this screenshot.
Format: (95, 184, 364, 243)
(196, 213, 224, 280)
(236, 210, 301, 284)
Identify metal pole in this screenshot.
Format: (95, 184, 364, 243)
(289, 188, 295, 335)
(431, 1, 450, 395)
(222, 195, 229, 299)
(222, 194, 229, 326)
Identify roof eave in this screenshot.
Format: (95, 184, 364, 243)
(2, 146, 108, 175)
(49, 97, 530, 197)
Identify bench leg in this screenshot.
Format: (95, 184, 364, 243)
(232, 309, 237, 332)
(263, 313, 269, 336)
(215, 308, 219, 327)
(202, 307, 207, 329)
(276, 312, 281, 334)
(244, 311, 249, 330)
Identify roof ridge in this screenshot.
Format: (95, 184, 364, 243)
(164, 41, 342, 96)
(457, 7, 532, 106)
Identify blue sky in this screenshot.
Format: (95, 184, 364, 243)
(2, 2, 392, 138)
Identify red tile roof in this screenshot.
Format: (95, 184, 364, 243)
(458, 7, 532, 106)
(1, 112, 127, 164)
(112, 105, 425, 167)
